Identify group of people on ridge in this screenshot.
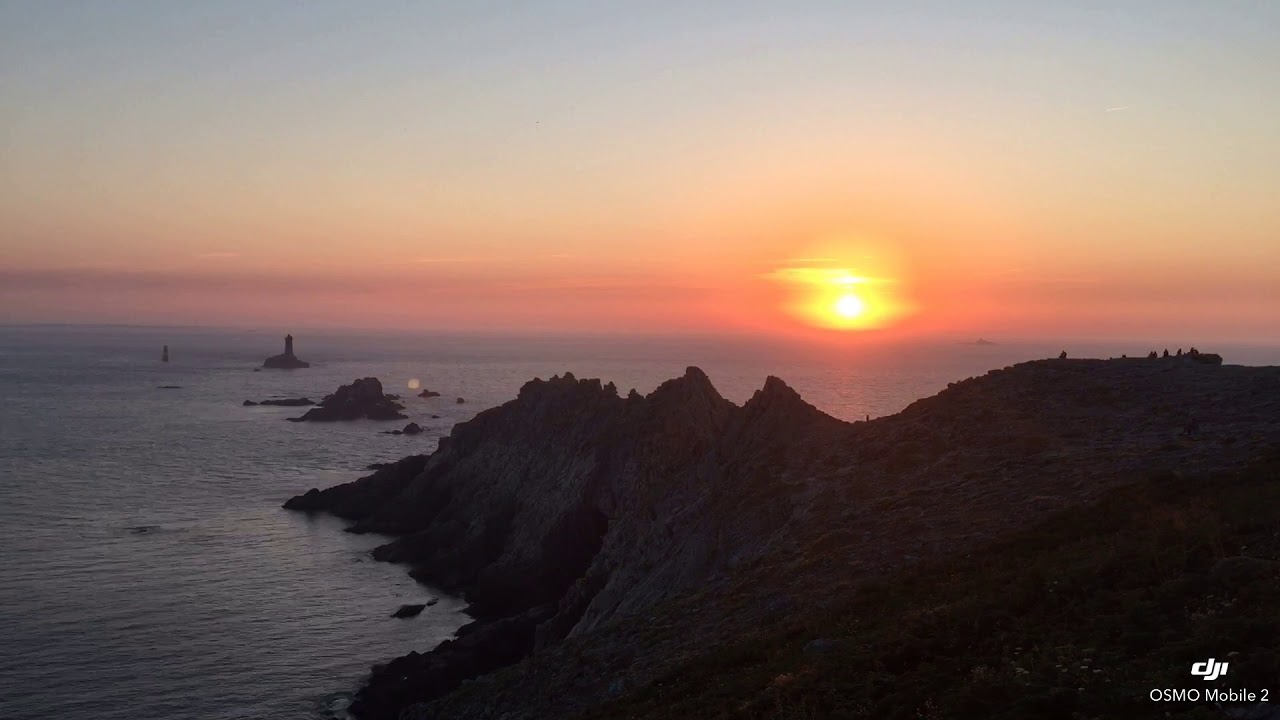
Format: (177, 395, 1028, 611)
(1143, 347, 1202, 359)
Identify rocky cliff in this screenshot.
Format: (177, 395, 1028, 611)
(285, 357, 1280, 719)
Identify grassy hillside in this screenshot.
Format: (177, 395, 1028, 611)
(584, 457, 1280, 720)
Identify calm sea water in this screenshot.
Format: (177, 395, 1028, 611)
(2, 325, 1276, 720)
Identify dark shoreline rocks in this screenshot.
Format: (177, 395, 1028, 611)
(284, 455, 429, 522)
(392, 603, 427, 618)
(288, 378, 407, 422)
(418, 389, 441, 398)
(351, 604, 557, 718)
(285, 355, 1280, 720)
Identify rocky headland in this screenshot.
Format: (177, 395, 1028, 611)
(286, 356, 1280, 720)
(287, 377, 408, 422)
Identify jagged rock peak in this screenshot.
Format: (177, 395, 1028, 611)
(760, 375, 801, 400)
(734, 374, 841, 439)
(517, 372, 620, 402)
(639, 366, 733, 435)
(745, 375, 813, 414)
(647, 366, 721, 402)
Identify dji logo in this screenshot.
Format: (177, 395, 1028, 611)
(1191, 658, 1229, 681)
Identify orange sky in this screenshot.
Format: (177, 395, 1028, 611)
(2, 3, 1278, 342)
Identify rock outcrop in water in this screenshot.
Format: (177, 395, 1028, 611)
(286, 378, 407, 422)
(382, 422, 423, 436)
(393, 603, 428, 618)
(286, 357, 1280, 720)
(243, 397, 315, 407)
(262, 333, 310, 369)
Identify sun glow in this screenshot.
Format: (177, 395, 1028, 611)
(764, 238, 915, 332)
(834, 293, 866, 319)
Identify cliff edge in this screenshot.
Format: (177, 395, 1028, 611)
(286, 357, 1280, 719)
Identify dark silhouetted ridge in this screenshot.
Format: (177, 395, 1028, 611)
(282, 355, 1280, 720)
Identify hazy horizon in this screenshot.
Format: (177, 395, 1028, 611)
(3, 2, 1278, 341)
(5, 322, 1278, 361)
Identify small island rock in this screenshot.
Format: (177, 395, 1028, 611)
(383, 421, 423, 436)
(245, 397, 315, 407)
(262, 333, 310, 369)
(288, 378, 408, 422)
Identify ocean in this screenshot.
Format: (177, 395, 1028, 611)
(2, 325, 1276, 719)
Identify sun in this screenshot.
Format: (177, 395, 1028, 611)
(764, 239, 915, 332)
(834, 293, 865, 319)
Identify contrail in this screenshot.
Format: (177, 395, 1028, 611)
(1105, 106, 1130, 112)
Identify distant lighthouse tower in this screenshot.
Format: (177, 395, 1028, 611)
(162, 345, 169, 362)
(263, 332, 309, 368)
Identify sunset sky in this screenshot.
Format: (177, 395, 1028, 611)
(2, 1, 1277, 341)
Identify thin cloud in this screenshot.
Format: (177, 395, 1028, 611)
(765, 267, 891, 286)
(782, 257, 839, 265)
(1105, 106, 1130, 113)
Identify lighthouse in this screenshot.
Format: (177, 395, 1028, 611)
(263, 333, 309, 369)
